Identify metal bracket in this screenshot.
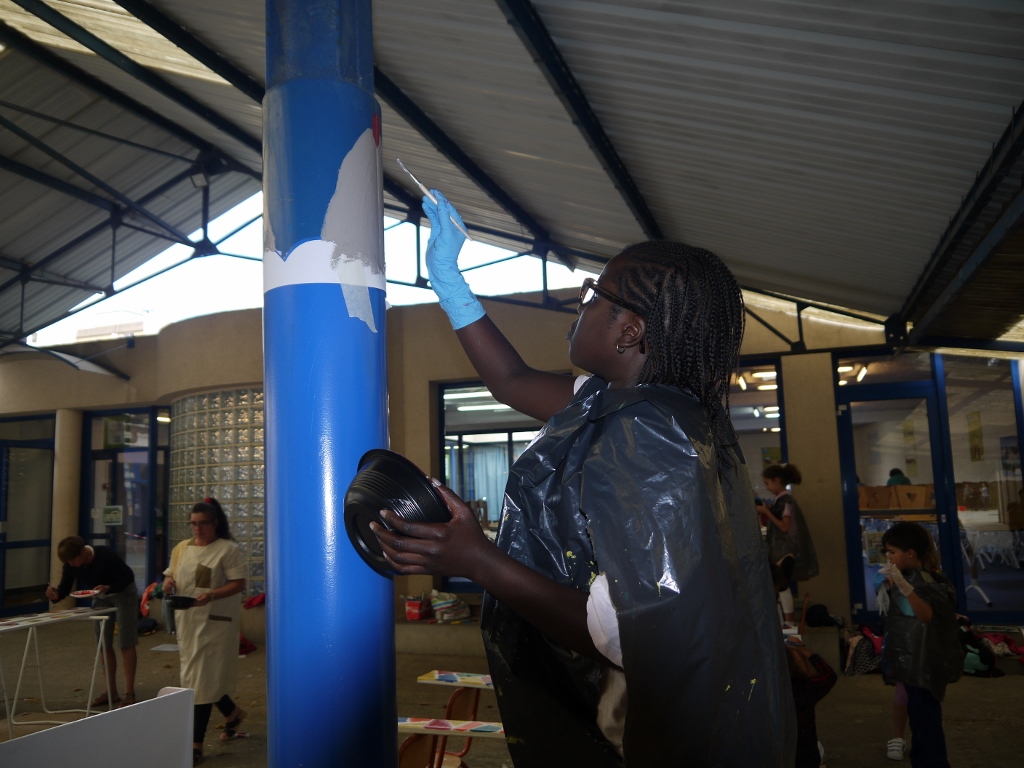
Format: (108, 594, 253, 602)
(885, 315, 909, 346)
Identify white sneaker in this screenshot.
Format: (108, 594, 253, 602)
(887, 738, 905, 760)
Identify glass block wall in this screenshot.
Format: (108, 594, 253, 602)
(169, 388, 266, 595)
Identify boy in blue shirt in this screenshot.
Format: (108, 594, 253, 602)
(873, 523, 962, 767)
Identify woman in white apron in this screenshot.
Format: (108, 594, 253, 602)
(163, 498, 247, 766)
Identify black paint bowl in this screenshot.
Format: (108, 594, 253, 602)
(165, 595, 196, 610)
(344, 449, 451, 577)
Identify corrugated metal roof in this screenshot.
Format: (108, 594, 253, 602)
(0, 0, 225, 83)
(1, 0, 1023, 345)
(532, 0, 1024, 313)
(375, 0, 646, 258)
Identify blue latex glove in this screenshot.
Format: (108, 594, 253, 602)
(423, 190, 484, 330)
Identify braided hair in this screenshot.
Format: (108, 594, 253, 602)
(612, 241, 745, 463)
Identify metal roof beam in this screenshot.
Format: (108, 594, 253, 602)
(907, 184, 1024, 343)
(0, 231, 198, 352)
(0, 111, 190, 243)
(374, 67, 574, 269)
(110, 0, 265, 103)
(108, 1, 426, 225)
(7, 0, 262, 155)
(744, 306, 797, 350)
(0, 167, 192, 298)
(738, 284, 885, 326)
(0, 98, 193, 162)
(494, 0, 662, 240)
(899, 96, 1024, 326)
(916, 336, 1024, 355)
(0, 254, 104, 291)
(0, 22, 203, 156)
(0, 153, 116, 212)
(100, 1, 592, 268)
(0, 21, 257, 182)
(29, 272, 107, 293)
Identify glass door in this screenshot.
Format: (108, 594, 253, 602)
(838, 390, 958, 619)
(0, 446, 54, 613)
(87, 449, 148, 593)
(941, 355, 1024, 616)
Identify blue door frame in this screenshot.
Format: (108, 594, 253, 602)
(80, 407, 166, 588)
(836, 353, 1024, 624)
(836, 382, 962, 621)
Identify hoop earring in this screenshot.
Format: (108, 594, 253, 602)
(615, 344, 625, 354)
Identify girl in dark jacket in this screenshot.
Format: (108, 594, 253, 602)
(758, 463, 819, 622)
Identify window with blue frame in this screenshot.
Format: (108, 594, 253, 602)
(441, 384, 543, 524)
(440, 383, 544, 593)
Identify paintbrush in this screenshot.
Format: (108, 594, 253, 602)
(396, 158, 473, 240)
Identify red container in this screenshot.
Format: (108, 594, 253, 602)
(405, 599, 432, 621)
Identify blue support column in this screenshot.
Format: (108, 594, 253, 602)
(264, 2, 394, 766)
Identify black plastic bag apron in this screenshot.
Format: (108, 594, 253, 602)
(882, 569, 963, 700)
(481, 377, 796, 767)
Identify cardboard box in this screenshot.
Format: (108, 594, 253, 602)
(862, 485, 896, 510)
(896, 484, 934, 510)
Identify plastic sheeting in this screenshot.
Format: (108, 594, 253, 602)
(882, 569, 963, 700)
(481, 377, 795, 766)
(765, 494, 820, 582)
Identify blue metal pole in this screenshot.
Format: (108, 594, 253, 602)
(264, 2, 393, 766)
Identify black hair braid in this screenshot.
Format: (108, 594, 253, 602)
(613, 241, 745, 466)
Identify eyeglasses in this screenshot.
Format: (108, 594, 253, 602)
(578, 277, 644, 316)
(189, 520, 213, 528)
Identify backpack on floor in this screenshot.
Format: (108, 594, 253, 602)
(959, 625, 1004, 678)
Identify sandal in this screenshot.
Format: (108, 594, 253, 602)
(119, 693, 137, 707)
(220, 707, 247, 740)
(89, 692, 121, 708)
(193, 747, 203, 766)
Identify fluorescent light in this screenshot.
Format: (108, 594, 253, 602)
(737, 376, 747, 391)
(457, 404, 512, 412)
(156, 415, 171, 423)
(857, 366, 868, 382)
(771, 427, 781, 433)
(766, 413, 780, 419)
(752, 408, 760, 418)
(837, 365, 854, 373)
(752, 371, 777, 379)
(444, 391, 491, 400)
(762, 427, 768, 432)
(838, 380, 848, 386)
(764, 406, 780, 413)
(757, 384, 778, 391)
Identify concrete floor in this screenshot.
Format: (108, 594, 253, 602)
(1, 614, 1021, 767)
